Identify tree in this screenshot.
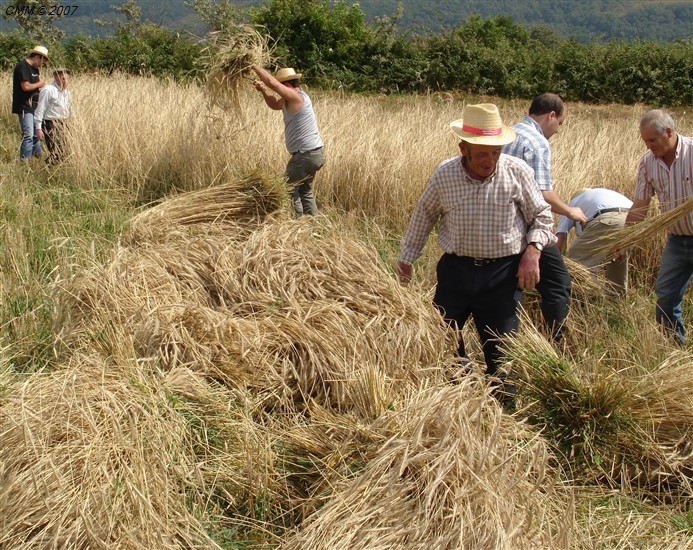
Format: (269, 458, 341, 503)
(2, 0, 65, 43)
(186, 0, 246, 33)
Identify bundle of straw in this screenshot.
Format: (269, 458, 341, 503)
(594, 199, 692, 259)
(199, 25, 273, 113)
(122, 171, 286, 246)
(505, 311, 693, 496)
(281, 383, 571, 549)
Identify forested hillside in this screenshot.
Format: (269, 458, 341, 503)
(357, 0, 693, 42)
(2, 0, 691, 43)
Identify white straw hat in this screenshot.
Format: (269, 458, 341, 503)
(450, 103, 516, 145)
(29, 45, 49, 60)
(275, 68, 302, 83)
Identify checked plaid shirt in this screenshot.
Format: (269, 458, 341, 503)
(502, 116, 553, 191)
(400, 154, 556, 264)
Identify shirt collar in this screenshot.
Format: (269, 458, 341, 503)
(522, 116, 545, 137)
(674, 133, 682, 159)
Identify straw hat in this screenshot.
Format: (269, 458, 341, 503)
(450, 103, 516, 145)
(29, 45, 49, 60)
(275, 68, 302, 83)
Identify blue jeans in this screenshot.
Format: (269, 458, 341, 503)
(18, 112, 42, 160)
(655, 234, 693, 345)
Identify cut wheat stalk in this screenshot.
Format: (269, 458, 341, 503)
(593, 199, 693, 259)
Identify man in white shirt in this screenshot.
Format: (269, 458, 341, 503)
(34, 67, 71, 165)
(555, 188, 633, 293)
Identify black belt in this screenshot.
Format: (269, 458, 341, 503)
(591, 207, 629, 222)
(291, 146, 323, 155)
(455, 255, 504, 267)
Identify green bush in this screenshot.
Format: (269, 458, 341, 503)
(1, 3, 691, 106)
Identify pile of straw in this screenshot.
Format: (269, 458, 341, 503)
(55, 215, 455, 414)
(282, 382, 571, 549)
(505, 316, 693, 497)
(123, 171, 286, 246)
(38, 173, 589, 546)
(199, 26, 273, 112)
(0, 355, 217, 548)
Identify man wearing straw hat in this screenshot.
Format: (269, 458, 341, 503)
(555, 187, 633, 294)
(625, 109, 693, 345)
(503, 93, 583, 341)
(12, 45, 49, 161)
(397, 103, 556, 402)
(35, 67, 72, 165)
(251, 64, 324, 217)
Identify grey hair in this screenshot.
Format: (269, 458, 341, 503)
(640, 109, 676, 134)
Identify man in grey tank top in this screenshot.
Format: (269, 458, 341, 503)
(252, 64, 325, 216)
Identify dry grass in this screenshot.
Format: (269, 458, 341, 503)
(593, 199, 693, 258)
(199, 25, 273, 113)
(54, 204, 455, 414)
(1, 71, 692, 548)
(0, 353, 218, 548)
(505, 310, 693, 497)
(283, 381, 572, 550)
(122, 171, 286, 246)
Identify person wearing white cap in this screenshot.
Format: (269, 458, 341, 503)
(251, 64, 324, 216)
(555, 187, 633, 293)
(35, 67, 72, 165)
(397, 103, 555, 404)
(12, 45, 49, 161)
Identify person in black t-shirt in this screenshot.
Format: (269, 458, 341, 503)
(12, 45, 49, 161)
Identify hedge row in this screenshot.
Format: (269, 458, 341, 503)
(1, 0, 691, 106)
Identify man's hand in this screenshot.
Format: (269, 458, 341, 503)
(517, 246, 541, 290)
(567, 206, 587, 225)
(395, 261, 412, 286)
(36, 128, 44, 141)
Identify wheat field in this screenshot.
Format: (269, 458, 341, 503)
(0, 73, 691, 548)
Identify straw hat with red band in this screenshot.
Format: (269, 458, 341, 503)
(450, 103, 516, 146)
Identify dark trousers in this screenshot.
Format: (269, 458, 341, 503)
(535, 244, 571, 339)
(433, 253, 523, 378)
(44, 119, 68, 164)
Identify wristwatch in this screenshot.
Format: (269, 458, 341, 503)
(529, 242, 544, 252)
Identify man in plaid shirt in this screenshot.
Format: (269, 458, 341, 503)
(502, 93, 585, 341)
(397, 103, 555, 402)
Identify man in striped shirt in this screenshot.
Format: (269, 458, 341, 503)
(397, 103, 556, 400)
(502, 93, 584, 341)
(625, 109, 693, 345)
